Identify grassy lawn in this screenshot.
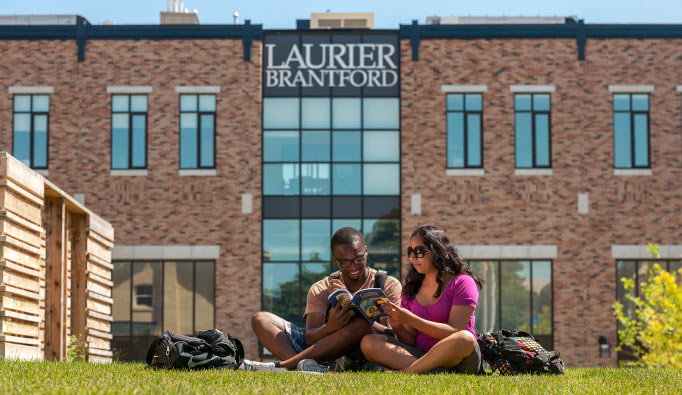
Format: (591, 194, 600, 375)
(1, 361, 681, 394)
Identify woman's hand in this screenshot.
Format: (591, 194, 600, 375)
(381, 300, 414, 327)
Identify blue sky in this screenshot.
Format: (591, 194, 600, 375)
(3, 0, 682, 27)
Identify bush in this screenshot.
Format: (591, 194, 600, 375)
(612, 245, 682, 368)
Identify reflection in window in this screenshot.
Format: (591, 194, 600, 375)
(263, 220, 300, 261)
(13, 94, 49, 169)
(363, 164, 399, 195)
(302, 220, 330, 261)
(332, 164, 361, 195)
(264, 164, 300, 195)
(301, 163, 330, 195)
(332, 98, 361, 129)
(111, 94, 147, 169)
(363, 98, 399, 129)
(302, 131, 330, 161)
(163, 262, 193, 335)
(180, 94, 216, 169)
(363, 131, 399, 162)
(332, 131, 361, 161)
(264, 131, 299, 162)
(446, 93, 482, 168)
(613, 94, 649, 168)
(131, 262, 162, 336)
(514, 94, 551, 168)
(263, 263, 300, 325)
(302, 98, 330, 128)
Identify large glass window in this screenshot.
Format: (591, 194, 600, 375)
(514, 94, 551, 168)
(446, 93, 482, 168)
(180, 94, 216, 169)
(112, 94, 147, 169)
(470, 260, 553, 349)
(13, 94, 49, 169)
(112, 260, 215, 361)
(613, 94, 649, 168)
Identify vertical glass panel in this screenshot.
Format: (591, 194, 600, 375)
(263, 263, 300, 325)
(633, 114, 648, 167)
(531, 261, 552, 335)
(363, 219, 400, 266)
(263, 220, 300, 261)
(363, 131, 399, 162)
(112, 261, 131, 336)
(264, 131, 299, 162)
(534, 113, 550, 167)
(500, 261, 530, 332)
(131, 114, 146, 168)
(131, 261, 162, 336)
(163, 261, 194, 334)
(614, 113, 632, 168)
(180, 95, 197, 111)
(263, 98, 299, 129)
(532, 94, 550, 112)
(613, 94, 630, 111)
(515, 113, 532, 168)
(302, 131, 330, 161)
(465, 94, 482, 111)
(447, 112, 464, 168)
(301, 163, 330, 195)
(631, 94, 648, 111)
(264, 163, 300, 195)
(470, 261, 499, 334)
(332, 164, 361, 195)
(130, 95, 147, 112)
(302, 220, 330, 261)
(194, 261, 215, 331)
(13, 95, 31, 112)
(112, 95, 129, 112)
(363, 164, 399, 195)
(616, 260, 637, 324)
(199, 95, 216, 112)
(363, 98, 399, 129)
(332, 219, 362, 235)
(515, 94, 531, 111)
(111, 113, 129, 169)
(302, 263, 332, 295)
(446, 94, 463, 111)
(13, 114, 31, 166)
(332, 98, 361, 129)
(302, 98, 330, 129)
(200, 114, 215, 167)
(332, 131, 361, 162)
(180, 113, 198, 169)
(466, 113, 481, 167)
(32, 95, 49, 112)
(32, 115, 48, 168)
(637, 261, 656, 295)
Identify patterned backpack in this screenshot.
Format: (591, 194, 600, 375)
(477, 330, 564, 375)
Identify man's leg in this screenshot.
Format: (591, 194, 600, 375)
(251, 311, 298, 361)
(278, 317, 371, 370)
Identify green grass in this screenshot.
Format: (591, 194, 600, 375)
(1, 361, 681, 394)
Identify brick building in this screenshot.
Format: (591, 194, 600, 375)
(0, 14, 680, 366)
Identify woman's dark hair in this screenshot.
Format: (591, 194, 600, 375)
(403, 225, 484, 300)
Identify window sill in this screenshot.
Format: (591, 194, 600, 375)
(35, 169, 49, 176)
(514, 169, 553, 176)
(614, 169, 652, 176)
(111, 169, 148, 176)
(446, 168, 485, 176)
(179, 169, 217, 176)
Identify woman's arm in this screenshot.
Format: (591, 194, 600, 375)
(383, 301, 473, 341)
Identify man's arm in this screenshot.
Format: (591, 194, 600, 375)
(304, 303, 352, 346)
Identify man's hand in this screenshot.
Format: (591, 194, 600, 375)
(326, 301, 352, 332)
(329, 279, 347, 293)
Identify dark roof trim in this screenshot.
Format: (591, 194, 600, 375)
(399, 20, 682, 61)
(0, 16, 263, 61)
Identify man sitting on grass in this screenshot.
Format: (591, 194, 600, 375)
(242, 227, 402, 372)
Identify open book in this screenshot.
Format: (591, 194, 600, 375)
(328, 288, 389, 324)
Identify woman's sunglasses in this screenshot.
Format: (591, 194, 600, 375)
(406, 246, 430, 258)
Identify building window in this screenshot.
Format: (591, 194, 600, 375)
(615, 260, 681, 360)
(112, 94, 147, 169)
(111, 260, 215, 361)
(446, 93, 482, 168)
(180, 94, 216, 169)
(514, 94, 551, 168)
(613, 94, 649, 168)
(13, 94, 49, 169)
(470, 260, 553, 350)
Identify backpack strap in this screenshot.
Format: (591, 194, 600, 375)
(373, 270, 388, 290)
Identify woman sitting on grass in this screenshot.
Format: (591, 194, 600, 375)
(360, 224, 483, 374)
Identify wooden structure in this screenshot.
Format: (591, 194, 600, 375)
(0, 152, 114, 362)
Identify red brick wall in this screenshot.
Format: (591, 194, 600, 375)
(400, 38, 682, 367)
(0, 39, 264, 358)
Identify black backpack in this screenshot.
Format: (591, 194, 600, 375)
(477, 330, 564, 375)
(146, 328, 244, 370)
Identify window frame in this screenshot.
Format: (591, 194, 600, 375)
(445, 93, 484, 169)
(111, 94, 149, 170)
(514, 93, 552, 169)
(12, 94, 50, 169)
(179, 94, 217, 170)
(613, 93, 651, 169)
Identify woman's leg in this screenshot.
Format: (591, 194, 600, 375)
(360, 334, 419, 370)
(401, 330, 477, 374)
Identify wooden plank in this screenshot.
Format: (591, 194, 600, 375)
(86, 261, 111, 280)
(0, 153, 44, 198)
(88, 214, 114, 244)
(0, 267, 40, 293)
(0, 284, 40, 300)
(86, 238, 111, 262)
(0, 334, 41, 346)
(0, 291, 40, 314)
(0, 219, 42, 248)
(86, 317, 110, 332)
(86, 280, 111, 298)
(0, 179, 44, 207)
(44, 197, 66, 361)
(69, 214, 88, 347)
(87, 253, 114, 270)
(86, 336, 110, 351)
(88, 354, 112, 363)
(0, 246, 41, 270)
(87, 309, 113, 321)
(87, 272, 114, 288)
(86, 290, 113, 305)
(0, 309, 41, 323)
(86, 299, 111, 315)
(0, 189, 41, 225)
(0, 235, 41, 256)
(0, 209, 43, 234)
(0, 259, 41, 278)
(87, 328, 113, 340)
(0, 319, 40, 337)
(87, 231, 113, 249)
(0, 341, 42, 361)
(87, 348, 113, 357)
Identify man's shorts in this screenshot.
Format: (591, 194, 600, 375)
(283, 319, 307, 354)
